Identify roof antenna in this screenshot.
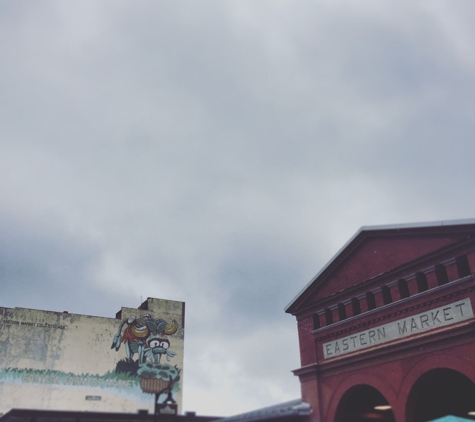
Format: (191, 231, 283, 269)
(140, 295, 143, 306)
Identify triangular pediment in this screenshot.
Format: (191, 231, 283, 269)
(286, 219, 475, 315)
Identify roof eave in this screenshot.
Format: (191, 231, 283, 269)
(285, 218, 475, 315)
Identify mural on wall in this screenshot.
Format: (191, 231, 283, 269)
(0, 313, 148, 414)
(0, 298, 184, 415)
(111, 314, 181, 399)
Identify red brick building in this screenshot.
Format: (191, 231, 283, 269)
(286, 220, 475, 422)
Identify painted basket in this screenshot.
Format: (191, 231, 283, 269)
(140, 377, 173, 394)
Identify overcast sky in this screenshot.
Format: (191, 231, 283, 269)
(1, 0, 475, 416)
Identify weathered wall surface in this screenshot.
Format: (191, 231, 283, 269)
(0, 297, 184, 416)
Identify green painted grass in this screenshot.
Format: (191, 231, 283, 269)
(0, 367, 140, 388)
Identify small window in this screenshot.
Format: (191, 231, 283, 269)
(313, 313, 320, 330)
(435, 264, 449, 286)
(338, 303, 347, 321)
(324, 308, 333, 325)
(456, 255, 471, 278)
(366, 291, 376, 310)
(381, 286, 392, 305)
(398, 279, 410, 299)
(352, 298, 361, 316)
(416, 272, 428, 292)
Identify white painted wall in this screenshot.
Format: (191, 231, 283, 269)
(0, 297, 184, 416)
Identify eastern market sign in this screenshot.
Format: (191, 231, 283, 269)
(323, 298, 474, 359)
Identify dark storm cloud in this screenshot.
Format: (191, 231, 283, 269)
(0, 213, 106, 315)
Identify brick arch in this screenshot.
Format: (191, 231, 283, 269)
(325, 372, 397, 422)
(398, 353, 475, 422)
(398, 353, 475, 398)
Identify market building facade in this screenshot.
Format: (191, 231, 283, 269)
(286, 220, 475, 422)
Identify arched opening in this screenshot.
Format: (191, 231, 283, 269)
(335, 384, 395, 422)
(406, 368, 475, 422)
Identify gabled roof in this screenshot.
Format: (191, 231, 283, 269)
(285, 218, 475, 315)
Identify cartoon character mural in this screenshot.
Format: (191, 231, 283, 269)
(111, 314, 181, 397)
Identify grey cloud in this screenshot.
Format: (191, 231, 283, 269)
(2, 0, 475, 416)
